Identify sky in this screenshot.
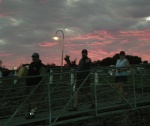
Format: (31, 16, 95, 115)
(0, 0, 150, 69)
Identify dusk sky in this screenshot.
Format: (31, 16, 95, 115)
(0, 0, 150, 69)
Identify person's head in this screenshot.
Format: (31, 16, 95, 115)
(119, 51, 125, 59)
(82, 49, 88, 58)
(31, 53, 40, 62)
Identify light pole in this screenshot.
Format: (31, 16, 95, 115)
(53, 30, 64, 78)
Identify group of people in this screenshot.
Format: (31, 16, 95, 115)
(24, 49, 130, 119)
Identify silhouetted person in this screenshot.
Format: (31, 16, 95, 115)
(64, 55, 77, 67)
(25, 53, 46, 119)
(67, 49, 95, 111)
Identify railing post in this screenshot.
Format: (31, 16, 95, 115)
(140, 67, 144, 96)
(94, 71, 99, 86)
(94, 70, 98, 116)
(0, 70, 2, 84)
(13, 67, 17, 84)
(132, 67, 137, 109)
(71, 69, 75, 92)
(48, 75, 52, 126)
(49, 69, 53, 84)
(70, 69, 75, 107)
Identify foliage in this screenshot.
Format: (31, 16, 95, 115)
(94, 53, 142, 66)
(0, 53, 146, 70)
(46, 63, 56, 67)
(143, 60, 148, 64)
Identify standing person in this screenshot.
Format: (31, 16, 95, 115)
(114, 51, 130, 103)
(64, 55, 77, 67)
(67, 49, 94, 111)
(25, 53, 46, 119)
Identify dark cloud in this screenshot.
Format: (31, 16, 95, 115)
(0, 0, 150, 68)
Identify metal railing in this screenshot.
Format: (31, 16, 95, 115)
(0, 65, 150, 126)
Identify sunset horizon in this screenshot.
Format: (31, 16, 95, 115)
(0, 0, 150, 69)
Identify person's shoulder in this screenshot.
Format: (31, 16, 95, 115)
(87, 57, 91, 62)
(87, 57, 91, 60)
(29, 62, 34, 67)
(116, 59, 120, 62)
(30, 62, 34, 65)
(41, 62, 46, 67)
(79, 58, 83, 62)
(38, 60, 45, 66)
(125, 58, 130, 63)
(41, 64, 46, 69)
(124, 58, 128, 62)
(40, 62, 46, 69)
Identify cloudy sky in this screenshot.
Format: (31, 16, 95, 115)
(0, 0, 150, 69)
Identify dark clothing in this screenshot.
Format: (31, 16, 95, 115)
(115, 76, 127, 84)
(77, 57, 91, 71)
(25, 60, 46, 116)
(26, 60, 45, 86)
(76, 57, 91, 92)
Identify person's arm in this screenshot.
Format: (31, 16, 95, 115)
(39, 66, 46, 75)
(85, 58, 91, 70)
(39, 66, 48, 84)
(126, 60, 130, 69)
(64, 55, 72, 67)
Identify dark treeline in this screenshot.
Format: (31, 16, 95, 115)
(98, 54, 143, 66)
(63, 53, 148, 67)
(19, 54, 148, 69)
(0, 53, 149, 71)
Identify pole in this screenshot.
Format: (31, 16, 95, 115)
(55, 30, 64, 80)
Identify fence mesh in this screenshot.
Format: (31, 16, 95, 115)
(0, 65, 150, 126)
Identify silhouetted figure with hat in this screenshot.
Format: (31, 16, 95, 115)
(66, 49, 95, 111)
(25, 53, 46, 119)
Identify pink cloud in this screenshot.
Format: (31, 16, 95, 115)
(120, 40, 129, 44)
(3, 29, 150, 69)
(0, 51, 12, 57)
(67, 30, 115, 42)
(0, 11, 21, 17)
(119, 30, 150, 37)
(0, 13, 9, 17)
(65, 29, 150, 63)
(38, 41, 58, 47)
(87, 41, 112, 46)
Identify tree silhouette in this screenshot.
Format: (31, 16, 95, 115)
(46, 63, 56, 67)
(92, 60, 102, 66)
(101, 57, 114, 66)
(143, 60, 148, 64)
(92, 53, 143, 66)
(8, 53, 145, 69)
(126, 55, 142, 64)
